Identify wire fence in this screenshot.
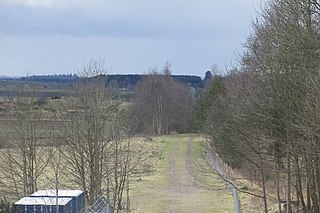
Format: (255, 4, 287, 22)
(206, 142, 241, 213)
(78, 196, 111, 213)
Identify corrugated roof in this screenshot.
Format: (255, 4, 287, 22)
(31, 190, 83, 197)
(15, 197, 72, 206)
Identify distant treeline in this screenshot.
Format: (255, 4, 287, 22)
(21, 74, 77, 83)
(107, 74, 203, 89)
(19, 74, 205, 89)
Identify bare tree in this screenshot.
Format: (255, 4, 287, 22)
(59, 59, 141, 212)
(59, 59, 116, 205)
(0, 86, 50, 199)
(134, 63, 194, 135)
(202, 1, 320, 212)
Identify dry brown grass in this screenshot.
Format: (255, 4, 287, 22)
(127, 135, 234, 213)
(0, 135, 237, 212)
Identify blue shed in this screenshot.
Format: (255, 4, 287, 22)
(13, 197, 72, 213)
(30, 190, 84, 213)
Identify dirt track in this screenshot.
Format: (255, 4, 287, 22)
(129, 135, 234, 213)
(168, 138, 194, 192)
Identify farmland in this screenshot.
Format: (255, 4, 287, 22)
(0, 75, 251, 212)
(0, 80, 70, 101)
(0, 74, 266, 212)
(0, 134, 236, 212)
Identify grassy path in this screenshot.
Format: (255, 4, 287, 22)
(128, 135, 234, 213)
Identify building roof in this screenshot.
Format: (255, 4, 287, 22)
(15, 197, 72, 206)
(31, 190, 83, 197)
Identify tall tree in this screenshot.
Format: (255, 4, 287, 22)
(60, 59, 120, 205)
(242, 0, 320, 211)
(192, 75, 224, 133)
(60, 59, 140, 212)
(134, 63, 193, 135)
(0, 86, 50, 198)
(204, 0, 320, 212)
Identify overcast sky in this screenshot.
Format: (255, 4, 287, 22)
(0, 0, 262, 77)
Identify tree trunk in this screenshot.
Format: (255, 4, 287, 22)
(260, 167, 268, 213)
(295, 156, 306, 213)
(286, 152, 292, 213)
(275, 160, 282, 213)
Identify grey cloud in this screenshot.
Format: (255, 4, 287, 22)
(0, 0, 261, 77)
(0, 1, 252, 39)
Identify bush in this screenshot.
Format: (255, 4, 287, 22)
(0, 197, 12, 213)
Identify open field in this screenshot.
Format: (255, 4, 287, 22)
(0, 80, 134, 102)
(127, 135, 234, 213)
(0, 80, 70, 99)
(0, 134, 239, 212)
